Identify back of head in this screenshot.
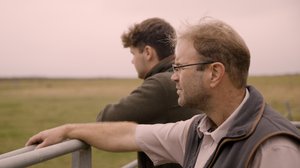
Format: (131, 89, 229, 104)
(178, 17, 251, 88)
(121, 17, 176, 60)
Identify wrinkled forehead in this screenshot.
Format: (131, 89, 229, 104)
(174, 39, 200, 64)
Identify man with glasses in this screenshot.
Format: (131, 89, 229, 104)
(96, 18, 199, 168)
(27, 18, 300, 168)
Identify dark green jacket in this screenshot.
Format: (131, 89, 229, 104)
(183, 86, 300, 168)
(97, 56, 200, 168)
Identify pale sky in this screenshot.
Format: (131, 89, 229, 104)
(0, 0, 299, 78)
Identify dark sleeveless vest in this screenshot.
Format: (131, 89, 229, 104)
(183, 86, 300, 168)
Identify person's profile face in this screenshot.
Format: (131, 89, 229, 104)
(129, 47, 148, 79)
(172, 39, 210, 109)
(172, 40, 199, 106)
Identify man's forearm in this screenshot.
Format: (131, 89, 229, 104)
(26, 121, 140, 152)
(66, 122, 140, 152)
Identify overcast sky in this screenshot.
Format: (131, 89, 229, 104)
(0, 0, 299, 78)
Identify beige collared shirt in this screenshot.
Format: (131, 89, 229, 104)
(136, 89, 300, 167)
(195, 89, 249, 167)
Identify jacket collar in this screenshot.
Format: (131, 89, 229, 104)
(226, 86, 265, 138)
(144, 55, 175, 79)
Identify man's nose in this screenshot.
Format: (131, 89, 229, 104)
(171, 72, 179, 82)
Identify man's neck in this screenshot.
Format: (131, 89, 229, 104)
(207, 87, 246, 126)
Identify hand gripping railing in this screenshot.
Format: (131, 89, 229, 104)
(0, 139, 91, 168)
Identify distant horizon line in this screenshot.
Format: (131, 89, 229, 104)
(0, 73, 299, 80)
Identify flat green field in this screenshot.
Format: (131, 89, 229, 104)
(0, 75, 299, 167)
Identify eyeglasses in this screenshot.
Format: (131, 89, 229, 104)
(172, 61, 215, 73)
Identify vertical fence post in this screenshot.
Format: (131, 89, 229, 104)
(72, 146, 92, 168)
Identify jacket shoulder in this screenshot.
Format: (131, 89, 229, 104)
(146, 72, 174, 84)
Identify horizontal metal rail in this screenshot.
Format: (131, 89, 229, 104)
(121, 159, 138, 168)
(0, 145, 36, 160)
(291, 121, 300, 129)
(0, 139, 91, 168)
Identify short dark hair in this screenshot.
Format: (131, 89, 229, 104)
(121, 18, 176, 60)
(179, 18, 250, 88)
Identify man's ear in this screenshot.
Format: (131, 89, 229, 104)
(209, 62, 225, 88)
(143, 45, 156, 61)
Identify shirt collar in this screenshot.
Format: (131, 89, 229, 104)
(198, 88, 250, 143)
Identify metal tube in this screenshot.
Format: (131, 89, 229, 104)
(121, 159, 138, 168)
(0, 145, 36, 160)
(291, 121, 300, 129)
(0, 139, 90, 168)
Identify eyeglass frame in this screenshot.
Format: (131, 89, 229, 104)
(172, 61, 215, 73)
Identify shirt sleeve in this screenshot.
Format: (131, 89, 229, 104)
(250, 135, 300, 168)
(135, 116, 197, 166)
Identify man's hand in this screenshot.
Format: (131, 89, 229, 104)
(25, 122, 139, 152)
(25, 125, 69, 149)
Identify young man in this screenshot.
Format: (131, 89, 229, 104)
(97, 18, 199, 124)
(97, 17, 200, 168)
(27, 18, 300, 168)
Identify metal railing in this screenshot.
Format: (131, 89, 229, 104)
(0, 139, 91, 168)
(122, 160, 138, 168)
(0, 139, 137, 168)
(0, 121, 299, 168)
(292, 121, 300, 129)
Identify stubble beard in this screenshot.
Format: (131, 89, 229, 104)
(180, 88, 211, 112)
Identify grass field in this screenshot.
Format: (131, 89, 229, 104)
(0, 75, 300, 167)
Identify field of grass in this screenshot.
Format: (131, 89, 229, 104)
(0, 75, 299, 167)
(248, 75, 300, 120)
(0, 78, 142, 168)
